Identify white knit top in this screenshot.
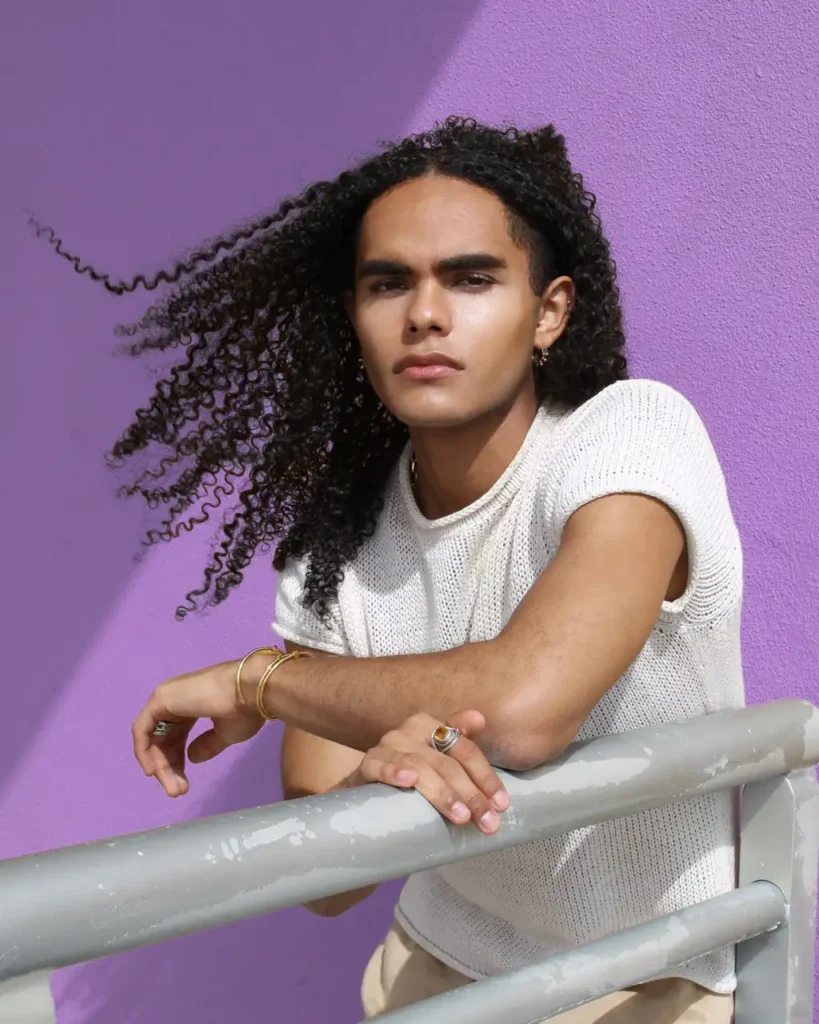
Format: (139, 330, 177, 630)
(273, 379, 745, 994)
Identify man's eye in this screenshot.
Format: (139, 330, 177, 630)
(372, 279, 405, 293)
(459, 275, 494, 288)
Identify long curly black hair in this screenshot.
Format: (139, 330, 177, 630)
(32, 117, 627, 621)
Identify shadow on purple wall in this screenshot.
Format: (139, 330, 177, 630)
(2, 1, 480, 1019)
(2, 0, 479, 794)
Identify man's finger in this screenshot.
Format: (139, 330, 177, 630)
(187, 728, 230, 764)
(447, 734, 509, 811)
(132, 705, 163, 774)
(395, 753, 486, 829)
(431, 753, 500, 832)
(358, 755, 418, 788)
(155, 763, 190, 798)
(441, 710, 509, 811)
(446, 709, 486, 739)
(141, 732, 191, 797)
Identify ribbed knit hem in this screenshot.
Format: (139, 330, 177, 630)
(395, 903, 737, 996)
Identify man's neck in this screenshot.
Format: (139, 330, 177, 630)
(409, 392, 540, 520)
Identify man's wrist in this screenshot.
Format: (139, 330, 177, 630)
(236, 650, 303, 717)
(236, 651, 280, 711)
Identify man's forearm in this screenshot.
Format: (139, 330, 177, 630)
(241, 639, 526, 761)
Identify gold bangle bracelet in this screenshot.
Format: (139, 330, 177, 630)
(256, 650, 313, 722)
(235, 646, 283, 707)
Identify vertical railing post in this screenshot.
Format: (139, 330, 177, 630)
(735, 768, 819, 1023)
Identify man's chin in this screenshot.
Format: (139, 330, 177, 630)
(391, 400, 484, 431)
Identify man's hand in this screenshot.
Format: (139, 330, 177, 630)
(341, 709, 510, 834)
(132, 660, 264, 798)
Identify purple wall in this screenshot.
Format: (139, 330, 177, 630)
(2, 1, 817, 1021)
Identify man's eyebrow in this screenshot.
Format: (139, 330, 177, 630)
(437, 253, 507, 273)
(357, 259, 411, 280)
(357, 252, 507, 281)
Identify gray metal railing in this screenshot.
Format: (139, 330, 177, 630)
(1, 699, 817, 1022)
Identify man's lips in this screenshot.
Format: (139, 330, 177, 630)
(399, 363, 462, 380)
(394, 352, 464, 378)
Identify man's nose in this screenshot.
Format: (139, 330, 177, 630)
(406, 282, 451, 336)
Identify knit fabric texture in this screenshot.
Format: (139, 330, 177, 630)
(272, 378, 745, 994)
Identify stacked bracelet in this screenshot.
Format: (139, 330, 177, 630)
(235, 647, 281, 707)
(235, 645, 314, 722)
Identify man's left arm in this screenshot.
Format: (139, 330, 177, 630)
(253, 492, 686, 770)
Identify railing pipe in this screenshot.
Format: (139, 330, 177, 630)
(0, 699, 816, 982)
(374, 883, 787, 1023)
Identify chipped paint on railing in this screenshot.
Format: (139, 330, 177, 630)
(242, 817, 310, 850)
(330, 793, 440, 837)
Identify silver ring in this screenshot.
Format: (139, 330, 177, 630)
(152, 720, 173, 738)
(430, 725, 461, 756)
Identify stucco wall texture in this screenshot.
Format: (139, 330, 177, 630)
(2, 1, 817, 1020)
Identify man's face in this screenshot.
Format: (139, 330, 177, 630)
(348, 173, 562, 429)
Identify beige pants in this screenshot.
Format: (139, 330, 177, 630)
(362, 923, 734, 1022)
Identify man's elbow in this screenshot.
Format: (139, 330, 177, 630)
(487, 695, 578, 771)
(490, 735, 566, 773)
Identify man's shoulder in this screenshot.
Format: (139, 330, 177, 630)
(554, 378, 697, 433)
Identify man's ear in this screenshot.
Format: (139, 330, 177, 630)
(534, 276, 575, 351)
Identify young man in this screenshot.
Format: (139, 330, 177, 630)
(42, 118, 743, 1021)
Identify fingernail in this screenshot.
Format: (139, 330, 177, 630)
(480, 810, 500, 833)
(492, 790, 510, 812)
(451, 802, 470, 822)
(396, 770, 417, 785)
